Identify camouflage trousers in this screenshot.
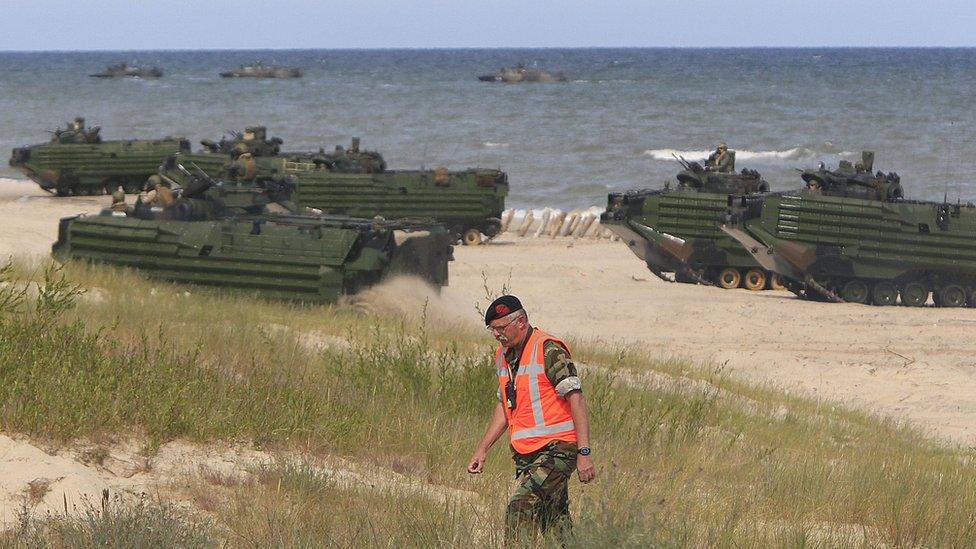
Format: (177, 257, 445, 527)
(506, 440, 578, 545)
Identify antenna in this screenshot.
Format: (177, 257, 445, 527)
(944, 120, 954, 201)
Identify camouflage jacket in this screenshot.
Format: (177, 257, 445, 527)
(707, 150, 734, 173)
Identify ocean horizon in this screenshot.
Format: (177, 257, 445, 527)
(1, 47, 973, 208)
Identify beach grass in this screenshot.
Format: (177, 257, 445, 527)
(3, 259, 976, 546)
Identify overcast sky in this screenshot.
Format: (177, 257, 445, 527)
(4, 0, 975, 51)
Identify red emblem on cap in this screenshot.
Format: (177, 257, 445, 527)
(495, 304, 510, 315)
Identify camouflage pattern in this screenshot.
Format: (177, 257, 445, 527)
(478, 64, 568, 83)
(503, 339, 578, 390)
(798, 151, 903, 201)
(219, 62, 303, 79)
(706, 147, 734, 173)
(173, 135, 508, 244)
(52, 164, 454, 303)
(506, 440, 578, 544)
(199, 126, 284, 158)
(9, 120, 189, 196)
(601, 155, 779, 291)
(723, 153, 976, 306)
(89, 63, 162, 78)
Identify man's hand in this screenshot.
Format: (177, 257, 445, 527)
(577, 455, 595, 483)
(467, 450, 487, 474)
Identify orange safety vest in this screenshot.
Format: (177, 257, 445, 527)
(496, 328, 577, 454)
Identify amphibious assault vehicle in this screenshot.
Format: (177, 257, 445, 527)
(601, 154, 780, 290)
(199, 126, 284, 157)
(219, 62, 303, 79)
(9, 120, 190, 195)
(478, 64, 567, 83)
(89, 63, 163, 78)
(178, 132, 508, 245)
(721, 153, 976, 306)
(52, 168, 453, 303)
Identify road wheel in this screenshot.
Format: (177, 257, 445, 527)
(938, 285, 967, 308)
(743, 269, 767, 291)
(462, 228, 483, 246)
(840, 279, 869, 304)
(968, 289, 976, 307)
(900, 282, 928, 307)
(870, 281, 897, 306)
(769, 273, 787, 291)
(716, 268, 741, 289)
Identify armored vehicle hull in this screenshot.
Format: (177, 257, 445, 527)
(219, 64, 302, 78)
(90, 64, 163, 78)
(724, 189, 976, 306)
(10, 137, 190, 196)
(478, 65, 567, 83)
(602, 188, 782, 290)
(175, 151, 509, 245)
(277, 161, 508, 245)
(52, 212, 452, 303)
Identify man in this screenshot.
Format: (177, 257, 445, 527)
(226, 143, 257, 182)
(706, 142, 734, 173)
(140, 175, 174, 207)
(806, 179, 822, 193)
(109, 186, 128, 212)
(467, 295, 595, 544)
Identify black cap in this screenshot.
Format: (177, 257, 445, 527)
(485, 295, 523, 325)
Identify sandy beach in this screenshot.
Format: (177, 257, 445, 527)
(3, 177, 976, 446)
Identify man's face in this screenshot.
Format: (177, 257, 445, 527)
(488, 313, 526, 347)
(718, 146, 727, 153)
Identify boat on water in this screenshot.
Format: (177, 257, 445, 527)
(219, 62, 303, 79)
(89, 63, 163, 78)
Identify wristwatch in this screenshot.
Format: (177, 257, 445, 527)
(577, 447, 591, 456)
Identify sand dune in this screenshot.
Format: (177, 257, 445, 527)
(3, 178, 976, 446)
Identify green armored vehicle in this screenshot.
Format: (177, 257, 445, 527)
(199, 126, 284, 157)
(722, 152, 976, 306)
(601, 154, 779, 290)
(219, 62, 303, 78)
(179, 133, 509, 245)
(9, 118, 190, 195)
(52, 168, 453, 303)
(478, 64, 567, 83)
(90, 63, 163, 78)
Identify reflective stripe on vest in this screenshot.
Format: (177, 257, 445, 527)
(496, 328, 576, 453)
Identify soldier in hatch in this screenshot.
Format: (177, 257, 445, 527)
(225, 143, 257, 181)
(706, 142, 734, 173)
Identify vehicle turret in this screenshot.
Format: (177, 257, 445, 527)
(600, 154, 777, 290)
(798, 151, 903, 201)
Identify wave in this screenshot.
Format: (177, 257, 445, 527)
(482, 141, 509, 148)
(642, 146, 854, 163)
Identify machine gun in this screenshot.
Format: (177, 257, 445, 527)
(672, 153, 705, 173)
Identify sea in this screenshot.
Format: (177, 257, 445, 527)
(0, 48, 974, 209)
